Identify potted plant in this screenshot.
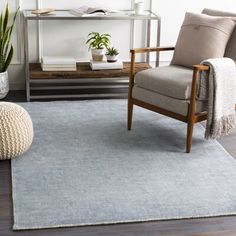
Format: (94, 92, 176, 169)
(0, 4, 18, 99)
(86, 32, 111, 61)
(106, 47, 119, 63)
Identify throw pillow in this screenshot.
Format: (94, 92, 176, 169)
(171, 12, 235, 68)
(202, 8, 236, 61)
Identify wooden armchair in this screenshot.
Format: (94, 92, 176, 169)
(128, 47, 210, 153)
(127, 9, 236, 153)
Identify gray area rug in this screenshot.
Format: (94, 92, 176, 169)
(12, 100, 236, 230)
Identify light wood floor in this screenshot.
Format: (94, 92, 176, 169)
(1, 91, 236, 236)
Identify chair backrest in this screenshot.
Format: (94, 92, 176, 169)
(202, 9, 236, 60)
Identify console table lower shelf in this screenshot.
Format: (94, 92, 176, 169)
(28, 62, 150, 101)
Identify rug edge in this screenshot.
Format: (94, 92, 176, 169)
(13, 212, 236, 231)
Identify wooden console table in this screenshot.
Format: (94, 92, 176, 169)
(23, 10, 161, 101)
(29, 62, 150, 100)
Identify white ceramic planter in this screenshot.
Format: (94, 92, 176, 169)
(0, 71, 9, 99)
(106, 55, 119, 63)
(91, 48, 105, 61)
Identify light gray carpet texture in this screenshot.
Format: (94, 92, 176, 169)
(11, 100, 236, 230)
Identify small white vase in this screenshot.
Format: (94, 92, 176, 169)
(91, 48, 105, 61)
(0, 71, 9, 99)
(134, 2, 144, 15)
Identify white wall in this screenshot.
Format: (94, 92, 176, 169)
(152, 0, 236, 62)
(6, 0, 236, 90)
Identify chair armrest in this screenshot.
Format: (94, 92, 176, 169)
(193, 60, 236, 72)
(188, 64, 210, 120)
(193, 64, 210, 72)
(130, 46, 175, 54)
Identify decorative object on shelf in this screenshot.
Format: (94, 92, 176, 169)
(0, 102, 33, 160)
(86, 32, 111, 61)
(0, 4, 18, 99)
(31, 8, 55, 15)
(90, 59, 123, 70)
(70, 6, 121, 17)
(106, 47, 119, 63)
(134, 1, 144, 15)
(41, 56, 76, 71)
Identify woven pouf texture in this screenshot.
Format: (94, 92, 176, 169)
(0, 102, 33, 160)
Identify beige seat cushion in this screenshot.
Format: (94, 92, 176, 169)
(135, 65, 193, 100)
(171, 12, 235, 68)
(132, 85, 207, 116)
(202, 8, 236, 60)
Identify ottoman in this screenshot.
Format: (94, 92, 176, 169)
(0, 102, 33, 160)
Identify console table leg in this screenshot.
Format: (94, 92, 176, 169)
(156, 18, 161, 67)
(24, 18, 30, 102)
(146, 19, 151, 64)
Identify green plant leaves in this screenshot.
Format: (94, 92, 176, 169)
(3, 45, 13, 72)
(0, 4, 18, 72)
(3, 3, 9, 34)
(106, 47, 119, 56)
(86, 32, 111, 50)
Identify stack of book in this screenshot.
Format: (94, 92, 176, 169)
(41, 56, 77, 71)
(90, 60, 123, 70)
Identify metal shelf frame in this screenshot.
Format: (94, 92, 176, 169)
(23, 10, 161, 101)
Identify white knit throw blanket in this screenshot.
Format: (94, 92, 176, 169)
(199, 58, 236, 139)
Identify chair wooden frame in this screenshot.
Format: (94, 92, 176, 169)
(128, 46, 217, 153)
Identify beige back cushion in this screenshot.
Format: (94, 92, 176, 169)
(202, 8, 236, 60)
(171, 12, 235, 68)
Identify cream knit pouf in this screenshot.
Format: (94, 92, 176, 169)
(0, 102, 33, 160)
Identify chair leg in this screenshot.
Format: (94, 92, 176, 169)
(127, 99, 133, 130)
(186, 120, 194, 153)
